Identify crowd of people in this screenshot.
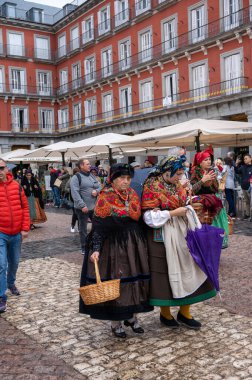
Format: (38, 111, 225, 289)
(0, 149, 251, 338)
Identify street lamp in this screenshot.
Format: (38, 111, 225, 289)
(59, 148, 67, 166)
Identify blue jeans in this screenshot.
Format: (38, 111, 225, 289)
(52, 186, 61, 207)
(0, 232, 22, 300)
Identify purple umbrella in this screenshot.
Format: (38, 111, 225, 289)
(185, 224, 224, 291)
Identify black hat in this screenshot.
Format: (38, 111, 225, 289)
(109, 163, 134, 182)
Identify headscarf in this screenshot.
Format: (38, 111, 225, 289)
(90, 166, 98, 175)
(151, 155, 186, 178)
(192, 146, 213, 168)
(109, 163, 134, 183)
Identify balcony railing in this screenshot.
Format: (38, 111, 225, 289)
(0, 82, 56, 97)
(57, 77, 249, 132)
(97, 18, 111, 37)
(56, 6, 252, 95)
(113, 8, 130, 28)
(11, 124, 30, 133)
(81, 29, 94, 45)
(133, 0, 152, 18)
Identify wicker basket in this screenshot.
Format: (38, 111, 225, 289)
(227, 215, 234, 235)
(79, 259, 120, 305)
(192, 202, 214, 225)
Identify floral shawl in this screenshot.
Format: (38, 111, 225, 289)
(190, 166, 219, 195)
(141, 175, 187, 211)
(94, 185, 141, 221)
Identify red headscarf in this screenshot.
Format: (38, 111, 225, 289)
(192, 146, 214, 169)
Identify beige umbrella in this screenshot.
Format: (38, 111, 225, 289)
(110, 119, 252, 151)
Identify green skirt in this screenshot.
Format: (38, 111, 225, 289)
(212, 195, 229, 249)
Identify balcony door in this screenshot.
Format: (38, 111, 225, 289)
(191, 5, 206, 43)
(192, 64, 207, 102)
(163, 18, 177, 53)
(163, 72, 177, 106)
(140, 30, 152, 63)
(115, 0, 129, 26)
(35, 37, 50, 59)
(223, 53, 241, 94)
(140, 81, 152, 112)
(40, 109, 53, 132)
(8, 32, 24, 56)
(119, 40, 131, 70)
(0, 68, 4, 92)
(71, 26, 79, 51)
(84, 98, 96, 124)
(12, 107, 28, 132)
(120, 87, 132, 116)
(103, 93, 113, 121)
(38, 72, 51, 96)
(224, 0, 241, 31)
(11, 69, 25, 94)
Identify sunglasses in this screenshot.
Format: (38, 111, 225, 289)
(0, 166, 6, 171)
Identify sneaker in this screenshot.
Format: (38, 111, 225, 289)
(177, 312, 201, 330)
(8, 285, 21, 296)
(0, 297, 7, 313)
(70, 227, 75, 233)
(160, 314, 179, 329)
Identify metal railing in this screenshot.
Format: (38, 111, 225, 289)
(0, 82, 56, 97)
(57, 6, 252, 93)
(57, 77, 249, 132)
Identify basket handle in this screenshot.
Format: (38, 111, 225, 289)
(94, 259, 101, 284)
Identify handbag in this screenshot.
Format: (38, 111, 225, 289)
(54, 178, 62, 188)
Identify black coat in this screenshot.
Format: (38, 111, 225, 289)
(21, 177, 44, 208)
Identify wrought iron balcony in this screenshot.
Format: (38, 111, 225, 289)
(0, 82, 56, 97)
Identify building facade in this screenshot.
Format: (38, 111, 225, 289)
(0, 0, 252, 154)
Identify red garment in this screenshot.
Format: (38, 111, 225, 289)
(192, 146, 214, 168)
(0, 172, 30, 235)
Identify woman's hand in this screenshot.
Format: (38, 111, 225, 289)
(201, 170, 216, 183)
(90, 251, 100, 262)
(170, 207, 187, 217)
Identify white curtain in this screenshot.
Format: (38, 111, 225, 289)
(11, 70, 25, 94)
(141, 81, 152, 112)
(192, 64, 207, 101)
(224, 0, 240, 30)
(120, 41, 130, 69)
(0, 68, 3, 92)
(103, 94, 113, 120)
(38, 72, 50, 95)
(140, 31, 152, 62)
(71, 27, 79, 50)
(85, 57, 95, 83)
(84, 99, 96, 124)
(120, 87, 132, 115)
(224, 53, 241, 94)
(102, 49, 112, 77)
(164, 72, 177, 106)
(36, 37, 49, 59)
(191, 6, 205, 43)
(8, 33, 23, 56)
(58, 35, 66, 57)
(163, 19, 176, 53)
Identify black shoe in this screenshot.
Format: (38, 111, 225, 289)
(160, 314, 179, 329)
(124, 320, 144, 334)
(243, 215, 250, 220)
(111, 326, 127, 339)
(8, 285, 20, 296)
(177, 312, 201, 330)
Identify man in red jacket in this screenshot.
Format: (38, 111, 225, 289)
(0, 158, 30, 313)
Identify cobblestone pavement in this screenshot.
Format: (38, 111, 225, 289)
(1, 212, 252, 380)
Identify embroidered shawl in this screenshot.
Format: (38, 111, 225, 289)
(94, 185, 141, 221)
(141, 175, 187, 211)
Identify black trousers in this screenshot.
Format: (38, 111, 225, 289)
(75, 209, 93, 252)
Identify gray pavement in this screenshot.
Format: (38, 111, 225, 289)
(0, 211, 252, 380)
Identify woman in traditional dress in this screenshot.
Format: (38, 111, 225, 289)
(190, 147, 229, 248)
(79, 163, 153, 338)
(21, 170, 47, 229)
(142, 156, 217, 330)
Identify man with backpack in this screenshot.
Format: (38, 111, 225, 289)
(70, 159, 101, 255)
(0, 158, 30, 313)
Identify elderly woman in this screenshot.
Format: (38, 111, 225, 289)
(79, 163, 153, 338)
(142, 156, 216, 330)
(190, 147, 229, 248)
(21, 170, 47, 229)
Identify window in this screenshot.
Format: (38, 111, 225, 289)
(223, 52, 241, 94)
(0, 67, 4, 92)
(223, 0, 241, 31)
(37, 71, 51, 96)
(135, 0, 151, 16)
(84, 98, 96, 124)
(98, 6, 110, 35)
(119, 39, 131, 70)
(70, 26, 79, 51)
(190, 4, 206, 43)
(82, 16, 94, 43)
(32, 9, 44, 23)
(10, 68, 26, 94)
(163, 18, 177, 54)
(191, 63, 207, 102)
(84, 56, 95, 83)
(139, 30, 152, 63)
(35, 36, 50, 59)
(72, 63, 81, 89)
(102, 93, 113, 121)
(73, 103, 81, 126)
(0, 29, 3, 55)
(115, 0, 129, 27)
(59, 69, 68, 94)
(40, 109, 54, 132)
(58, 108, 69, 131)
(102, 48, 112, 77)
(8, 32, 24, 56)
(58, 34, 66, 57)
(163, 71, 178, 106)
(120, 86, 132, 116)
(140, 80, 152, 112)
(6, 4, 16, 18)
(12, 107, 28, 132)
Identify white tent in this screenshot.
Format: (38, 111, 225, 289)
(111, 119, 252, 149)
(1, 149, 32, 161)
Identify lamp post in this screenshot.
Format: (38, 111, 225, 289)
(60, 149, 67, 166)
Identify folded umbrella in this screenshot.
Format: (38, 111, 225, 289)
(185, 224, 224, 291)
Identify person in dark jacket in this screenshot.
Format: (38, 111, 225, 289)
(49, 166, 60, 207)
(21, 170, 47, 229)
(235, 154, 252, 220)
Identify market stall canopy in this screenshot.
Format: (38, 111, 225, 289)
(110, 119, 252, 149)
(1, 149, 31, 161)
